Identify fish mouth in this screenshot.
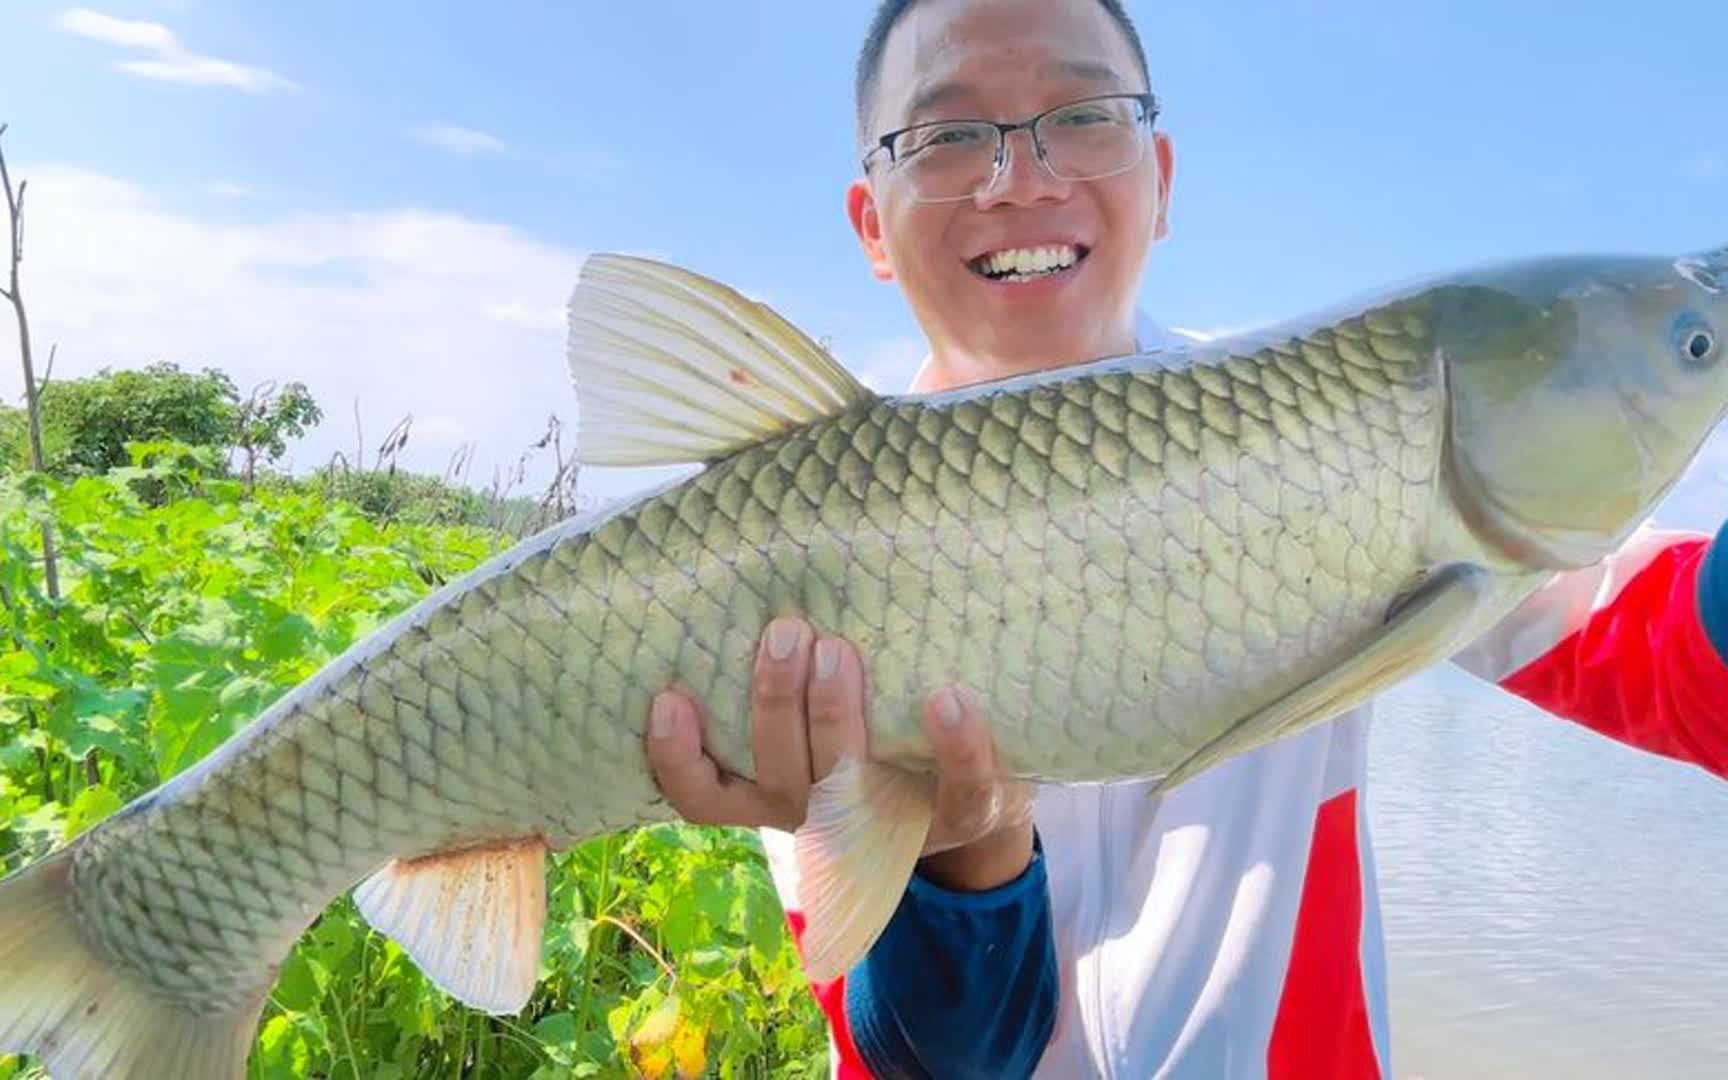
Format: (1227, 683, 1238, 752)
(967, 243, 1090, 284)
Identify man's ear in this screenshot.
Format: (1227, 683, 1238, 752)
(1152, 131, 1176, 244)
(847, 178, 896, 282)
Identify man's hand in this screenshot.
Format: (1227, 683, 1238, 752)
(644, 616, 1036, 892)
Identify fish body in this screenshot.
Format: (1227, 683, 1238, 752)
(2, 245, 1725, 1078)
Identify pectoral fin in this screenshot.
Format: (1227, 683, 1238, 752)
(354, 837, 548, 1015)
(1150, 564, 1514, 796)
(793, 758, 936, 983)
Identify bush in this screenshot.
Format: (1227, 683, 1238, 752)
(0, 362, 321, 481)
(0, 445, 828, 1078)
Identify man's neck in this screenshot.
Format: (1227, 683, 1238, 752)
(910, 351, 1082, 393)
(910, 324, 1141, 393)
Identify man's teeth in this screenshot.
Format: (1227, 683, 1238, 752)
(976, 245, 1081, 279)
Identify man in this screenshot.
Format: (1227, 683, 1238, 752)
(644, 0, 1728, 1075)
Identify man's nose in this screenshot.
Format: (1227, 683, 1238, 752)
(973, 129, 1070, 208)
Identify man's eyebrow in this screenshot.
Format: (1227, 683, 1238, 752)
(1038, 59, 1129, 87)
(904, 80, 972, 120)
(902, 60, 1132, 123)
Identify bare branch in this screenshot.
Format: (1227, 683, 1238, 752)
(1, 126, 19, 298)
(40, 341, 56, 392)
(0, 122, 59, 603)
(123, 611, 154, 646)
(353, 397, 364, 472)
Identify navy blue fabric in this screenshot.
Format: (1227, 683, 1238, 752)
(1701, 519, 1728, 665)
(845, 834, 1059, 1079)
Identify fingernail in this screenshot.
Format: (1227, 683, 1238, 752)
(936, 687, 964, 728)
(814, 638, 841, 680)
(766, 618, 802, 660)
(650, 695, 677, 738)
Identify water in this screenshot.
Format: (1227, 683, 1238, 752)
(1367, 667, 1728, 1079)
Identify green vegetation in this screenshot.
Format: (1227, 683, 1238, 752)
(0, 442, 830, 1078)
(0, 362, 320, 480)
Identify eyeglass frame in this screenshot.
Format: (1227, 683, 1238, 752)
(860, 91, 1162, 200)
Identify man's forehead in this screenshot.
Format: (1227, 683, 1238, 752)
(872, 0, 1140, 127)
(906, 58, 1127, 117)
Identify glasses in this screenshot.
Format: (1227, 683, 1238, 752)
(863, 92, 1159, 204)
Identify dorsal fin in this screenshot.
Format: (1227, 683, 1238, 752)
(565, 254, 876, 466)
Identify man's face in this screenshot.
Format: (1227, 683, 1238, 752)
(848, 0, 1174, 382)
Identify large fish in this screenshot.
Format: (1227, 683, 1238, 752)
(2, 246, 1725, 1078)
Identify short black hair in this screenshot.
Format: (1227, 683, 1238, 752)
(855, 0, 1152, 140)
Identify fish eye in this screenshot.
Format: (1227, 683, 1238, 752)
(1675, 317, 1718, 367)
(1685, 329, 1717, 364)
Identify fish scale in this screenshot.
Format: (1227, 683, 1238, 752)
(8, 245, 1725, 1077)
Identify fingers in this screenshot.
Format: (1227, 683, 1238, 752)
(644, 689, 784, 828)
(806, 635, 869, 780)
(922, 686, 1003, 841)
(750, 617, 815, 815)
(643, 618, 872, 833)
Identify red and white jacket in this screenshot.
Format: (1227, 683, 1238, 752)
(761, 320, 1728, 1078)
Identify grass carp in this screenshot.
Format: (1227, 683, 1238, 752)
(1, 245, 1725, 1078)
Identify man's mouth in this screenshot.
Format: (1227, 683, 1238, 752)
(968, 244, 1088, 283)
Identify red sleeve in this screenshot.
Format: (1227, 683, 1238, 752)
(1500, 537, 1728, 779)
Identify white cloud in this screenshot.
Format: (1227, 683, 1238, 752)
(57, 8, 174, 49)
(117, 56, 293, 93)
(415, 124, 507, 157)
(56, 7, 294, 93)
(483, 301, 563, 330)
(0, 163, 588, 494)
(205, 180, 251, 198)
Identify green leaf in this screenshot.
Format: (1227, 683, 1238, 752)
(11, 802, 66, 859)
(685, 947, 731, 980)
(62, 785, 123, 840)
(306, 910, 359, 972)
(274, 948, 323, 1012)
(532, 1010, 578, 1066)
(659, 888, 702, 958)
(255, 1013, 310, 1080)
(0, 649, 57, 699)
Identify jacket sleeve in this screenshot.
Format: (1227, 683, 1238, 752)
(1701, 519, 1728, 660)
(1450, 521, 1728, 778)
(842, 834, 1059, 1079)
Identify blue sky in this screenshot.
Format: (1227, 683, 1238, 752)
(0, 0, 1724, 520)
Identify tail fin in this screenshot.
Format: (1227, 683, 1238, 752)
(0, 848, 263, 1079)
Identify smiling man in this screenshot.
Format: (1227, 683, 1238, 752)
(644, 1, 1728, 1076)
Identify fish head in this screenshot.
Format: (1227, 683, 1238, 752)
(1433, 243, 1728, 569)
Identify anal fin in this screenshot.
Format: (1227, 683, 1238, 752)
(794, 758, 936, 983)
(354, 837, 548, 1015)
(1151, 564, 1523, 795)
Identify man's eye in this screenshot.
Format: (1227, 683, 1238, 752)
(904, 125, 985, 154)
(1053, 109, 1116, 128)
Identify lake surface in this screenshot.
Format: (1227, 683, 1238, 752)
(1367, 667, 1728, 1079)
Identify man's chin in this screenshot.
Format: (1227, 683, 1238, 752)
(974, 318, 1124, 370)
